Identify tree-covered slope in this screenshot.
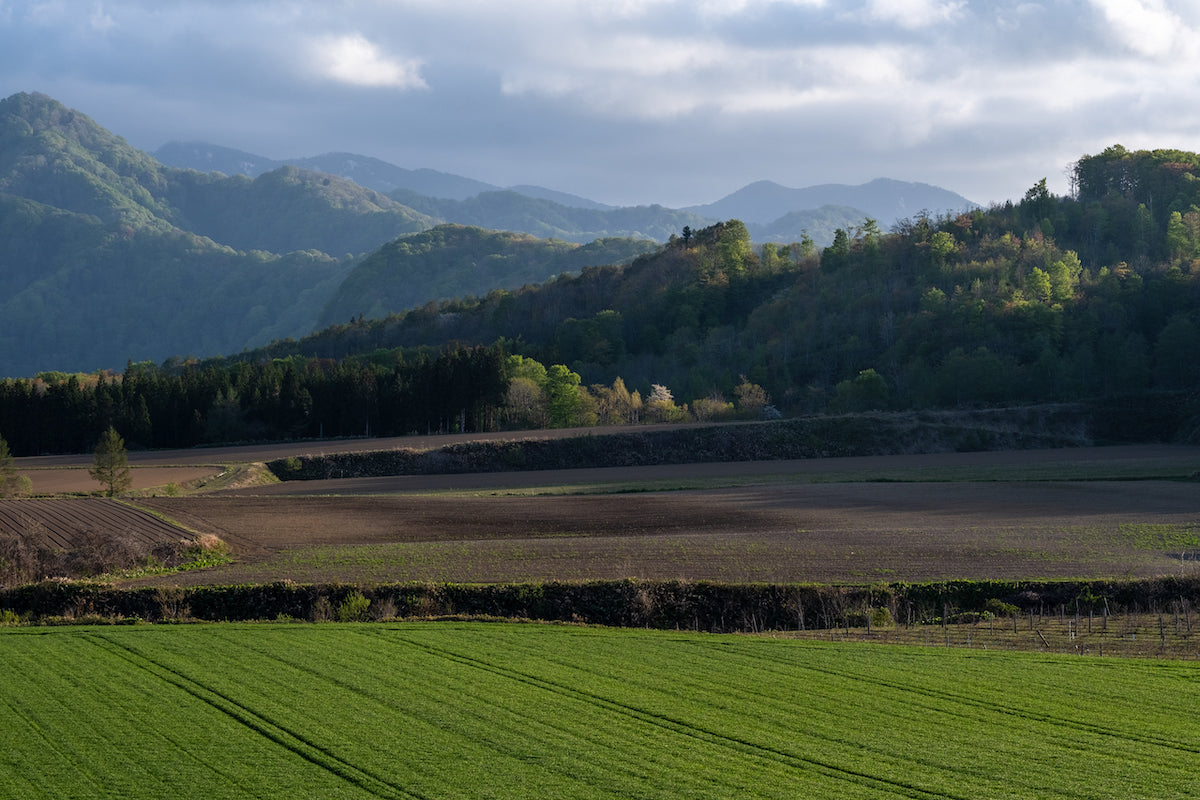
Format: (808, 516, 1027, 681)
(0, 191, 349, 377)
(0, 92, 176, 229)
(0, 93, 686, 377)
(319, 224, 658, 326)
(0, 94, 397, 375)
(165, 165, 435, 257)
(246, 148, 1200, 426)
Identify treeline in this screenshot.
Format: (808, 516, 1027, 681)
(0, 347, 508, 456)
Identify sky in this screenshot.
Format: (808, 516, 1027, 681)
(1, 0, 1199, 209)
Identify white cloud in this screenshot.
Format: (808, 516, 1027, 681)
(313, 34, 427, 90)
(866, 0, 966, 29)
(1088, 0, 1191, 59)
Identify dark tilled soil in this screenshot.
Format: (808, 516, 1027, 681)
(134, 477, 1200, 586)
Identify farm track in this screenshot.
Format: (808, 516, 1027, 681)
(0, 499, 191, 550)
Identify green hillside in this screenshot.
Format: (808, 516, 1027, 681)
(165, 165, 434, 257)
(245, 148, 1200, 425)
(319, 224, 658, 326)
(0, 93, 651, 376)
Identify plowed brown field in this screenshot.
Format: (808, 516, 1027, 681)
(0, 498, 191, 550)
(129, 445, 1199, 587)
(8, 444, 1198, 588)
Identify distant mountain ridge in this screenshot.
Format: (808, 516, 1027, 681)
(156, 141, 977, 238)
(685, 178, 978, 226)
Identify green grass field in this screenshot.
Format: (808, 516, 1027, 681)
(2, 621, 1198, 799)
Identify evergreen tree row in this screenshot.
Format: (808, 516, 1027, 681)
(0, 347, 507, 456)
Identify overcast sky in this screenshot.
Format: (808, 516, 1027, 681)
(2, 0, 1198, 209)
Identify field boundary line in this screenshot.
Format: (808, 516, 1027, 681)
(378, 630, 969, 800)
(83, 632, 432, 800)
(116, 499, 203, 538)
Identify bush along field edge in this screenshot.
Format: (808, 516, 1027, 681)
(3, 576, 1199, 631)
(267, 406, 1098, 481)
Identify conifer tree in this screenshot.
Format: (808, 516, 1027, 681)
(89, 426, 131, 497)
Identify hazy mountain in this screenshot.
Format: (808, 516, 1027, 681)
(687, 178, 977, 227)
(391, 190, 710, 244)
(156, 141, 976, 246)
(748, 205, 874, 245)
(0, 93, 357, 376)
(159, 141, 504, 201)
(506, 185, 614, 210)
(153, 141, 280, 181)
(319, 224, 659, 327)
(297, 152, 500, 200)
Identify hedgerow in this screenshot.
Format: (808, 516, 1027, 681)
(3, 576, 1198, 630)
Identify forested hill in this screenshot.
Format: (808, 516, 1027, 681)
(3, 147, 1198, 455)
(240, 146, 1200, 421)
(0, 93, 651, 376)
(319, 226, 658, 327)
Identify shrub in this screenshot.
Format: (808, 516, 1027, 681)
(180, 535, 233, 570)
(336, 591, 371, 622)
(869, 606, 895, 629)
(985, 598, 1020, 617)
(154, 586, 190, 621)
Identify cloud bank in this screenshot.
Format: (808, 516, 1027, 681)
(2, 0, 1198, 208)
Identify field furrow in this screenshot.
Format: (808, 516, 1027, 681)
(0, 498, 191, 551)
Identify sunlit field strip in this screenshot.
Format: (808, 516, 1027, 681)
(2, 622, 1199, 799)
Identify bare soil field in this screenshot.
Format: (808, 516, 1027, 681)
(7, 444, 1197, 588)
(16, 467, 223, 495)
(12, 423, 707, 495)
(133, 468, 1200, 586)
(0, 498, 191, 551)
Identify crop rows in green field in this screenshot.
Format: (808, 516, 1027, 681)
(2, 622, 1198, 799)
